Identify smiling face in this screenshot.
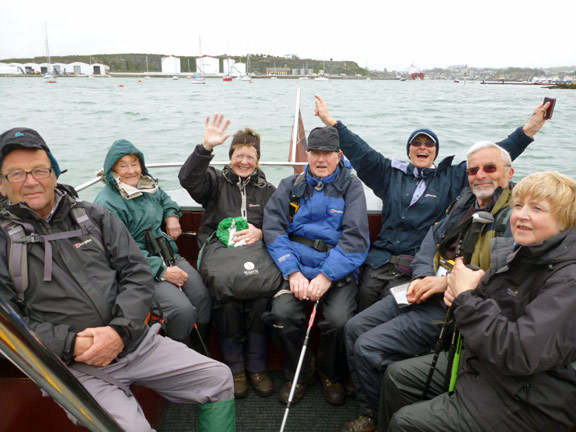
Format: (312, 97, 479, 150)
(229, 145, 258, 178)
(467, 147, 514, 207)
(511, 197, 562, 245)
(112, 154, 142, 187)
(408, 134, 437, 168)
(0, 149, 57, 218)
(308, 150, 342, 178)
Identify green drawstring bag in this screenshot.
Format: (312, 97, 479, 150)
(216, 217, 249, 248)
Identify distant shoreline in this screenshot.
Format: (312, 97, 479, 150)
(0, 73, 393, 80)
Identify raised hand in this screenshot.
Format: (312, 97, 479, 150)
(202, 114, 231, 151)
(314, 95, 337, 127)
(522, 101, 550, 137)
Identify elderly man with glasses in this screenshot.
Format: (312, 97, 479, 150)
(0, 128, 235, 432)
(314, 95, 550, 314)
(340, 139, 527, 432)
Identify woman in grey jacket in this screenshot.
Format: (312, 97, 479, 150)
(382, 171, 576, 432)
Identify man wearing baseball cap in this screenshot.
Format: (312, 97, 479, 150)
(0, 127, 236, 431)
(263, 126, 370, 405)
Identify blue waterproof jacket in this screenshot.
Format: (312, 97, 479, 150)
(264, 160, 369, 281)
(334, 122, 533, 269)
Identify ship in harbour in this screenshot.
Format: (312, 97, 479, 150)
(408, 63, 425, 80)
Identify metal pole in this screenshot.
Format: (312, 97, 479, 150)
(0, 296, 124, 432)
(290, 88, 301, 164)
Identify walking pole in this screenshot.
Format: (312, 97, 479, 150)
(194, 322, 211, 357)
(279, 299, 320, 432)
(443, 323, 459, 391)
(448, 333, 463, 393)
(422, 211, 494, 398)
(422, 305, 452, 399)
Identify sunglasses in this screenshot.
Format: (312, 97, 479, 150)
(410, 140, 436, 148)
(466, 164, 510, 176)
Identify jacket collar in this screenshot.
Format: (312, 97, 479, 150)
(295, 159, 352, 197)
(222, 166, 268, 188)
(1, 183, 78, 223)
(392, 155, 455, 178)
(492, 228, 576, 273)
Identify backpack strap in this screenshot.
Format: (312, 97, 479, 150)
(289, 172, 306, 222)
(493, 206, 512, 238)
(70, 203, 105, 253)
(0, 219, 29, 304)
(0, 203, 105, 304)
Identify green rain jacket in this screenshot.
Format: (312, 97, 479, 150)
(94, 139, 182, 279)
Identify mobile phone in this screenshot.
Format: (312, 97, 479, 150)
(543, 97, 556, 120)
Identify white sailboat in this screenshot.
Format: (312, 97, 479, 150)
(192, 36, 206, 84)
(43, 23, 56, 83)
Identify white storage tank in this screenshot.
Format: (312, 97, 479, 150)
(162, 56, 181, 74)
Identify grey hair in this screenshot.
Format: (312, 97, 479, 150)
(466, 141, 512, 166)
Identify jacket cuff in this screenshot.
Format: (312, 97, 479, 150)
(196, 144, 213, 155)
(109, 324, 131, 346)
(63, 331, 78, 365)
(155, 265, 167, 281)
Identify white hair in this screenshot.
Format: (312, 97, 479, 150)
(466, 141, 512, 166)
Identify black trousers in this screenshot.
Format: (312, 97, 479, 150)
(268, 277, 357, 383)
(379, 353, 483, 432)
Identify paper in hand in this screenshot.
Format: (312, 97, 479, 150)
(389, 282, 411, 308)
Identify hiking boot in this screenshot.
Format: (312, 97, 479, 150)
(233, 372, 249, 399)
(248, 371, 274, 397)
(319, 371, 345, 405)
(340, 415, 377, 432)
(279, 380, 308, 405)
(344, 376, 355, 398)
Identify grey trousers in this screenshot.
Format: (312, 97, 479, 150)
(154, 255, 211, 342)
(381, 352, 483, 432)
(70, 325, 233, 432)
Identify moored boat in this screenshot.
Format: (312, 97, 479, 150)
(408, 63, 425, 80)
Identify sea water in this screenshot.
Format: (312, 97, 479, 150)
(1, 77, 574, 206)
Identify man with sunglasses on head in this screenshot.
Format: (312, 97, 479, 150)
(314, 95, 549, 312)
(341, 141, 520, 432)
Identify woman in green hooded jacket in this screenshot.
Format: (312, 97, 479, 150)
(94, 139, 211, 346)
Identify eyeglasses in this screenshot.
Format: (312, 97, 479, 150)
(0, 168, 53, 183)
(410, 140, 436, 148)
(466, 164, 510, 176)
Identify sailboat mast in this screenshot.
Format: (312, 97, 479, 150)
(44, 22, 51, 68)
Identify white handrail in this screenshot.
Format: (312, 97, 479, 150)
(74, 161, 308, 192)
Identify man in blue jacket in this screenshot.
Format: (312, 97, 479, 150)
(314, 95, 549, 311)
(264, 126, 370, 405)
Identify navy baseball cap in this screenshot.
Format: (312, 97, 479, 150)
(0, 127, 61, 177)
(407, 128, 440, 160)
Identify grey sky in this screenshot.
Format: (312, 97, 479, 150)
(1, 0, 574, 71)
